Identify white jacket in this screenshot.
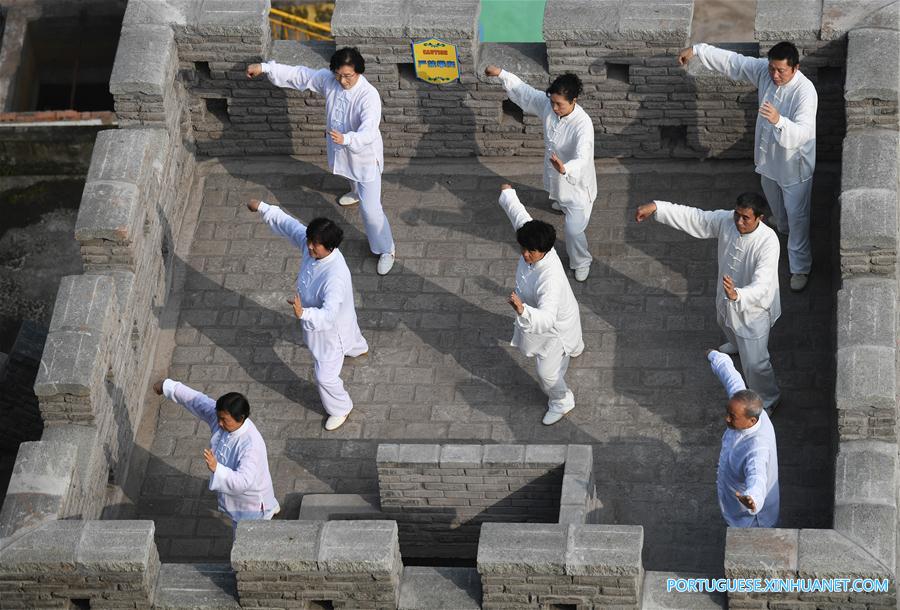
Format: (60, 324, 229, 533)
(162, 380, 279, 523)
(498, 70, 597, 210)
(258, 202, 368, 362)
(654, 201, 781, 339)
(499, 189, 584, 357)
(263, 61, 384, 183)
(693, 43, 817, 187)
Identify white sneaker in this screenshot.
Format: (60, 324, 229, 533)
(377, 253, 395, 275)
(338, 192, 360, 206)
(574, 267, 590, 282)
(718, 342, 738, 355)
(790, 273, 808, 292)
(542, 403, 575, 425)
(325, 414, 348, 431)
(551, 200, 561, 211)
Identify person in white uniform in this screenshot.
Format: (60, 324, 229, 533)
(152, 379, 279, 532)
(497, 184, 585, 425)
(247, 47, 396, 275)
(679, 41, 817, 292)
(248, 199, 368, 431)
(635, 193, 781, 409)
(485, 65, 597, 282)
(707, 348, 780, 528)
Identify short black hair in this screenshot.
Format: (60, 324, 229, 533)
(516, 220, 556, 253)
(306, 217, 344, 250)
(216, 392, 250, 422)
(767, 42, 800, 68)
(735, 192, 769, 219)
(546, 73, 583, 102)
(330, 47, 365, 74)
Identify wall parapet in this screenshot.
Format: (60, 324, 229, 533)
(376, 443, 596, 560)
(477, 522, 644, 609)
(0, 520, 160, 609)
(724, 528, 896, 608)
(231, 519, 402, 609)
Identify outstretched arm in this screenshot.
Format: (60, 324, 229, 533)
(257, 61, 332, 95)
(648, 200, 727, 240)
(496, 69, 549, 117)
(248, 200, 308, 251)
(158, 378, 218, 431)
(691, 43, 769, 87)
(497, 185, 533, 231)
(707, 350, 747, 398)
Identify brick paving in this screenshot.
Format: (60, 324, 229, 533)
(134, 156, 837, 573)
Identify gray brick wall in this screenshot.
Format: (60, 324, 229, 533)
(231, 520, 402, 609)
(477, 522, 644, 609)
(0, 520, 160, 609)
(376, 444, 594, 561)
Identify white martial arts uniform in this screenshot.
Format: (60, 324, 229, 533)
(262, 61, 395, 256)
(258, 201, 368, 417)
(498, 70, 597, 272)
(707, 350, 780, 528)
(693, 44, 817, 274)
(499, 188, 585, 414)
(161, 379, 280, 528)
(654, 200, 781, 407)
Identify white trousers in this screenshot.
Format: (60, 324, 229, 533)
(760, 176, 813, 274)
(311, 332, 367, 418)
(349, 178, 395, 255)
(558, 202, 593, 271)
(314, 354, 354, 417)
(534, 340, 575, 413)
(720, 322, 780, 408)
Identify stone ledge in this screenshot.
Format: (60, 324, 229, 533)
(32, 330, 105, 398)
(110, 25, 177, 96)
(47, 275, 118, 334)
(755, 0, 821, 41)
(841, 129, 899, 192)
(0, 440, 78, 538)
(332, 0, 479, 40)
(0, 520, 157, 574)
(836, 276, 897, 348)
(726, 527, 893, 580)
(271, 40, 334, 69)
(478, 43, 549, 82)
(123, 0, 194, 28)
(543, 0, 692, 43)
(835, 345, 896, 411)
(845, 28, 899, 101)
(231, 519, 400, 574)
(477, 523, 643, 576)
(839, 188, 897, 254)
(821, 0, 900, 40)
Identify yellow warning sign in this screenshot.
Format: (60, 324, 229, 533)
(411, 38, 460, 84)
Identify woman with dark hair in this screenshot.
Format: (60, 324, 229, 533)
(485, 65, 597, 282)
(246, 198, 368, 431)
(496, 184, 584, 426)
(151, 378, 279, 530)
(246, 47, 396, 275)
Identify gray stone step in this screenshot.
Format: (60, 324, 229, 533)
(297, 493, 382, 521)
(642, 571, 726, 610)
(154, 563, 240, 609)
(398, 566, 482, 610)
